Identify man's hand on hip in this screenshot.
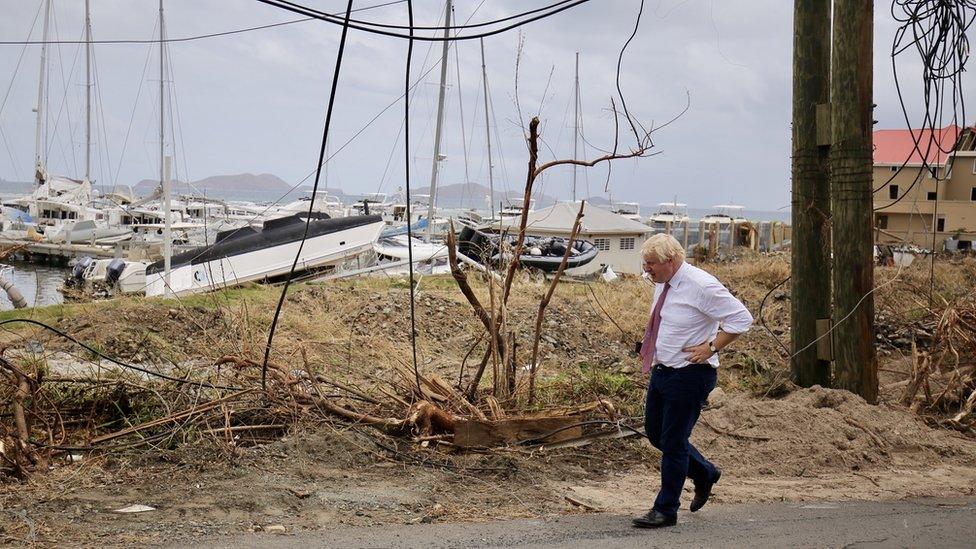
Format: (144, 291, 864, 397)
(682, 341, 714, 364)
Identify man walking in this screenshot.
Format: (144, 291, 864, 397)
(633, 234, 753, 528)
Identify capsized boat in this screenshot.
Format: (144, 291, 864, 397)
(373, 234, 449, 262)
(145, 214, 384, 296)
(457, 225, 598, 272)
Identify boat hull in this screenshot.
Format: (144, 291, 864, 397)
(145, 215, 384, 296)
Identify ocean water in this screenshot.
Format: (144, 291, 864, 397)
(0, 261, 66, 310)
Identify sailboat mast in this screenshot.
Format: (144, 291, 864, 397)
(85, 0, 92, 182)
(572, 51, 579, 202)
(480, 38, 494, 220)
(34, 0, 52, 187)
(160, 0, 172, 294)
(426, 0, 451, 242)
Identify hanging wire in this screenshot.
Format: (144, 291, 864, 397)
(254, 0, 591, 41)
(0, 0, 409, 46)
(261, 0, 356, 391)
(403, 0, 422, 393)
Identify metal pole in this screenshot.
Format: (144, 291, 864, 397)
(830, 0, 878, 403)
(572, 52, 579, 202)
(163, 155, 172, 296)
(160, 0, 172, 297)
(426, 0, 451, 241)
(85, 0, 92, 182)
(34, 0, 52, 187)
(159, 0, 165, 204)
(480, 37, 495, 220)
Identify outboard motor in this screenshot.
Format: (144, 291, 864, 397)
(105, 258, 126, 285)
(72, 256, 94, 280)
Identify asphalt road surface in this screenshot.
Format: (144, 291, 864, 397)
(194, 498, 976, 548)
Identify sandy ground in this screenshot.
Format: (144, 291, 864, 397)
(2, 386, 974, 546)
(1, 261, 974, 546)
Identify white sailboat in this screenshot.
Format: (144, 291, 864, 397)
(12, 0, 102, 233)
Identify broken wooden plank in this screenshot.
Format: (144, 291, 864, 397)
(453, 415, 584, 448)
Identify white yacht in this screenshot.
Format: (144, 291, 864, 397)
(145, 214, 385, 297)
(498, 197, 536, 219)
(610, 201, 642, 222)
(270, 189, 346, 220)
(701, 204, 747, 225)
(647, 201, 690, 225)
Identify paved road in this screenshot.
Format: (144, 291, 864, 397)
(194, 498, 976, 548)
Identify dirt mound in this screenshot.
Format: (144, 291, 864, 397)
(700, 386, 976, 477)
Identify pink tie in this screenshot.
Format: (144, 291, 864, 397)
(640, 283, 670, 373)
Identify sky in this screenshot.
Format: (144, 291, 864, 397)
(0, 0, 972, 212)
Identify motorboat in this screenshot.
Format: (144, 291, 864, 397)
(373, 234, 448, 262)
(457, 225, 598, 272)
(145, 213, 384, 296)
(610, 201, 642, 223)
(700, 204, 747, 225)
(647, 201, 689, 226)
(65, 256, 148, 296)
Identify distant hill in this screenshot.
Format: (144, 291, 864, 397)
(133, 173, 293, 195)
(410, 182, 558, 208)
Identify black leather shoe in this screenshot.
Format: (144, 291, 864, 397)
(690, 468, 721, 512)
(632, 509, 677, 529)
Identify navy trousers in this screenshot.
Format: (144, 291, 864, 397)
(644, 363, 718, 518)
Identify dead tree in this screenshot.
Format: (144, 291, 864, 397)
(448, 104, 663, 406)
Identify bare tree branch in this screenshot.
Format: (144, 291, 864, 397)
(528, 200, 586, 404)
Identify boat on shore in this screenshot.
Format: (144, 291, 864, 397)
(457, 225, 598, 273)
(145, 214, 384, 296)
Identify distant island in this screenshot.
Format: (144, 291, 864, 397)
(132, 173, 294, 196)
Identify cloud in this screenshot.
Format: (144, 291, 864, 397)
(0, 0, 973, 212)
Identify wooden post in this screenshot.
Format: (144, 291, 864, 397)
(791, 0, 832, 387)
(682, 219, 690, 249)
(830, 0, 877, 403)
(698, 220, 705, 248)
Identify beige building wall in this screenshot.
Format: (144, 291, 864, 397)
(872, 156, 976, 248)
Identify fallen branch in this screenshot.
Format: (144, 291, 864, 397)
(90, 389, 253, 445)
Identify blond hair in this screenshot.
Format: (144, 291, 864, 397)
(641, 233, 686, 263)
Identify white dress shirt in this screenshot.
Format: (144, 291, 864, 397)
(648, 261, 753, 368)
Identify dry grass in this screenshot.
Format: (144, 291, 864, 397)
(3, 255, 976, 476)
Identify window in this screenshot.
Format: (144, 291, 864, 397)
(594, 238, 610, 251)
(619, 237, 635, 250)
(929, 167, 939, 179)
(928, 191, 937, 201)
(971, 187, 976, 201)
(937, 217, 945, 232)
(877, 215, 888, 230)
(889, 184, 899, 199)
(890, 166, 899, 172)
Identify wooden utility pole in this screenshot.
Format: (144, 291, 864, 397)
(829, 0, 878, 403)
(790, 0, 832, 387)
